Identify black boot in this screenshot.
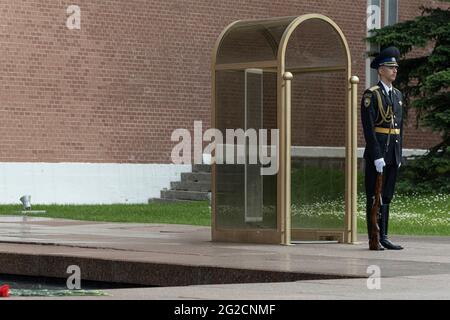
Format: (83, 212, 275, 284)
(366, 200, 384, 250)
(379, 204, 403, 250)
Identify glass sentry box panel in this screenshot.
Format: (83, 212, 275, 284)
(215, 69, 277, 229)
(285, 18, 347, 233)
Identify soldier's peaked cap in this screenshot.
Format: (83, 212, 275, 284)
(370, 46, 400, 69)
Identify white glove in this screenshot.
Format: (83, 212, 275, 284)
(398, 162, 401, 168)
(374, 158, 385, 173)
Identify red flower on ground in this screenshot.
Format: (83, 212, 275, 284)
(0, 284, 10, 297)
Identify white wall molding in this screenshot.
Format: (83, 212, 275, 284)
(291, 146, 428, 158)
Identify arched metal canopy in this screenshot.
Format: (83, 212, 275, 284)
(211, 14, 359, 245)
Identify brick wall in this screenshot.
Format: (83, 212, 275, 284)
(0, 0, 444, 165)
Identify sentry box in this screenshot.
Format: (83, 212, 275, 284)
(211, 14, 359, 245)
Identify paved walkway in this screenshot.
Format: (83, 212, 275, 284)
(0, 216, 448, 299)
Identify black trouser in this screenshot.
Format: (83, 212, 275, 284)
(364, 159, 399, 239)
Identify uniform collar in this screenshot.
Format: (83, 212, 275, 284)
(379, 80, 393, 95)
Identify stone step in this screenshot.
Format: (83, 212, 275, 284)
(195, 164, 264, 174)
(194, 164, 265, 175)
(170, 181, 242, 193)
(181, 173, 247, 185)
(161, 190, 210, 201)
(192, 164, 211, 173)
(154, 164, 256, 202)
(148, 197, 202, 204)
(216, 164, 261, 175)
(180, 172, 211, 183)
(171, 181, 211, 192)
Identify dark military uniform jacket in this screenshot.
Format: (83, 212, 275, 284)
(361, 81, 403, 166)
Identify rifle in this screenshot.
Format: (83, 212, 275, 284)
(369, 174, 383, 250)
(369, 117, 394, 250)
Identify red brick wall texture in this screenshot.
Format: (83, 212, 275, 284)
(0, 0, 444, 164)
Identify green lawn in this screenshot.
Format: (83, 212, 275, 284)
(0, 192, 447, 236)
(374, 192, 450, 236)
(0, 201, 211, 226)
(0, 166, 447, 236)
(292, 192, 449, 236)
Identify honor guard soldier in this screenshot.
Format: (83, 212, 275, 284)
(361, 46, 404, 250)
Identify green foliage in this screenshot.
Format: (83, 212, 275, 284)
(367, 2, 450, 192)
(397, 145, 450, 194)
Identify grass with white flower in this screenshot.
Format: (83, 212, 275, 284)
(0, 166, 447, 236)
(292, 192, 449, 235)
(289, 165, 449, 235)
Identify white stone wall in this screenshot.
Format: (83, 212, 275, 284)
(0, 163, 191, 204)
